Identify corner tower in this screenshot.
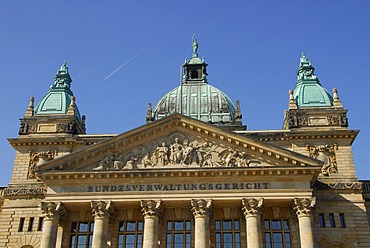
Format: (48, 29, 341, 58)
(19, 62, 86, 135)
(283, 53, 348, 130)
(151, 36, 246, 131)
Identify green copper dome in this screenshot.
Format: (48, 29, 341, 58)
(34, 62, 82, 121)
(154, 84, 236, 123)
(153, 36, 237, 125)
(293, 53, 333, 108)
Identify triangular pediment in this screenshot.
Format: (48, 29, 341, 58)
(34, 114, 322, 176)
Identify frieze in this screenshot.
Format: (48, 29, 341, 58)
(285, 112, 349, 129)
(306, 144, 337, 176)
(3, 186, 47, 197)
(29, 150, 58, 179)
(92, 136, 261, 171)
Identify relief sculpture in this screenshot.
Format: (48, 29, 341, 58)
(306, 144, 338, 176)
(92, 135, 261, 170)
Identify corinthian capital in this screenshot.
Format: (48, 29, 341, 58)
(191, 199, 212, 218)
(141, 200, 162, 218)
(294, 197, 316, 218)
(91, 201, 114, 220)
(241, 198, 263, 217)
(40, 201, 66, 221)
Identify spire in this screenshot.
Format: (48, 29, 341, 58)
(332, 88, 343, 108)
(288, 90, 298, 109)
(297, 53, 317, 81)
(24, 96, 35, 117)
(53, 61, 72, 90)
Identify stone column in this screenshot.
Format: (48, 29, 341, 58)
(242, 198, 263, 248)
(294, 197, 316, 248)
(91, 201, 114, 248)
(40, 201, 66, 248)
(141, 200, 161, 248)
(191, 199, 212, 248)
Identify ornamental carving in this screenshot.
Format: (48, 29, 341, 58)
(327, 116, 339, 125)
(18, 123, 37, 135)
(191, 199, 212, 218)
(56, 122, 75, 133)
(91, 200, 114, 220)
(141, 200, 161, 218)
(297, 115, 308, 127)
(327, 182, 363, 190)
(307, 144, 337, 176)
(92, 135, 261, 170)
(241, 198, 263, 217)
(293, 197, 316, 218)
(3, 186, 47, 197)
(29, 150, 58, 179)
(40, 201, 66, 221)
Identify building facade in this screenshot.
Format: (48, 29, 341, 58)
(1, 39, 370, 248)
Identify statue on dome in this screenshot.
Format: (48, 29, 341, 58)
(192, 35, 198, 58)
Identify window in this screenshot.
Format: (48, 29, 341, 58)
(264, 219, 291, 248)
(18, 217, 25, 232)
(166, 220, 191, 248)
(215, 220, 240, 248)
(37, 217, 44, 231)
(28, 217, 34, 232)
(329, 214, 336, 228)
(319, 214, 326, 228)
(69, 222, 94, 248)
(339, 213, 346, 228)
(118, 221, 143, 248)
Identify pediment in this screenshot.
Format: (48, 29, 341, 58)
(34, 114, 322, 176)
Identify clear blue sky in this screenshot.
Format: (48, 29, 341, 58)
(1, 1, 369, 186)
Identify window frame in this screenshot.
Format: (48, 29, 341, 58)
(117, 220, 144, 248)
(214, 219, 241, 248)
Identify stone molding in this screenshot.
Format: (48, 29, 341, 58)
(91, 200, 114, 220)
(191, 199, 212, 218)
(241, 198, 263, 217)
(316, 181, 363, 190)
(307, 144, 337, 176)
(40, 201, 66, 221)
(29, 150, 58, 179)
(294, 197, 316, 218)
(140, 200, 161, 218)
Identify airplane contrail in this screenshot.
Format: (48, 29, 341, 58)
(104, 47, 148, 80)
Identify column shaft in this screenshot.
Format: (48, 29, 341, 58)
(92, 217, 109, 248)
(297, 215, 314, 248)
(39, 202, 65, 248)
(91, 201, 113, 248)
(143, 216, 159, 248)
(294, 197, 316, 248)
(191, 199, 211, 248)
(242, 198, 263, 248)
(40, 218, 59, 248)
(141, 200, 161, 248)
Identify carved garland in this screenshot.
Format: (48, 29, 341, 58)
(306, 144, 338, 176)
